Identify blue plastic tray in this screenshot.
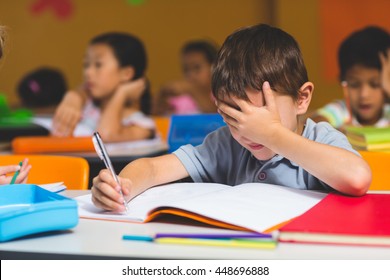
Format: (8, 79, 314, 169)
(168, 113, 226, 152)
(0, 184, 78, 242)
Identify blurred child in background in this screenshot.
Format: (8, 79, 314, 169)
(0, 25, 31, 184)
(310, 26, 390, 130)
(154, 39, 219, 115)
(17, 67, 67, 115)
(52, 32, 155, 142)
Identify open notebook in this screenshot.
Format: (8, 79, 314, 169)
(76, 182, 327, 233)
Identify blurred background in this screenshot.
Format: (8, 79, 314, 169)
(0, 0, 389, 113)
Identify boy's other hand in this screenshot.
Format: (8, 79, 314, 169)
(379, 48, 390, 97)
(91, 169, 132, 212)
(217, 81, 282, 144)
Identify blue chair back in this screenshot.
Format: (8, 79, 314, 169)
(168, 114, 226, 152)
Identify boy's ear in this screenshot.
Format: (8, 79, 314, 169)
(296, 82, 314, 115)
(341, 82, 349, 99)
(120, 66, 135, 82)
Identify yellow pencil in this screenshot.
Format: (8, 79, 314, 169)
(155, 237, 277, 249)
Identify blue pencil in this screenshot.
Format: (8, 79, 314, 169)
(122, 235, 154, 242)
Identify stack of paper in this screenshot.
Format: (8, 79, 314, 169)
(345, 126, 390, 151)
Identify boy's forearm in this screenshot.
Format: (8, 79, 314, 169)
(267, 127, 371, 196)
(119, 154, 189, 195)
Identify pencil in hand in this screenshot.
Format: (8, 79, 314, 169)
(10, 162, 23, 184)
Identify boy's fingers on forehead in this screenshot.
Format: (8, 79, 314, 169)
(231, 96, 249, 111)
(262, 82, 276, 107)
(229, 96, 245, 111)
(259, 89, 266, 105)
(218, 96, 239, 111)
(216, 103, 235, 120)
(218, 102, 236, 116)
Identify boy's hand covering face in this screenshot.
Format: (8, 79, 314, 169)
(216, 81, 282, 144)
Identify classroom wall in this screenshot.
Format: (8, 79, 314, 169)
(1, 1, 389, 112)
(276, 0, 324, 112)
(0, 0, 270, 107)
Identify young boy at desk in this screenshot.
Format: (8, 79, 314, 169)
(0, 26, 31, 184)
(91, 24, 371, 212)
(310, 26, 390, 129)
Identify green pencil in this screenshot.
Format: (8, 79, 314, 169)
(10, 162, 23, 184)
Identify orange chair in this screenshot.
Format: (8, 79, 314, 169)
(0, 155, 89, 190)
(359, 151, 390, 190)
(153, 116, 170, 142)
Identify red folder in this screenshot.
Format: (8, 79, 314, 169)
(279, 193, 390, 246)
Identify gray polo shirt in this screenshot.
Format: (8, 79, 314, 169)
(173, 118, 358, 191)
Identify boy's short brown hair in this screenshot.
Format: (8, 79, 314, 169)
(212, 24, 308, 101)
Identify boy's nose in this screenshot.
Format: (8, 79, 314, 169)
(360, 84, 374, 98)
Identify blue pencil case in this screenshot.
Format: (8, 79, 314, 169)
(0, 184, 78, 242)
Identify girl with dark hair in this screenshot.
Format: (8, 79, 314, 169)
(52, 32, 154, 142)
